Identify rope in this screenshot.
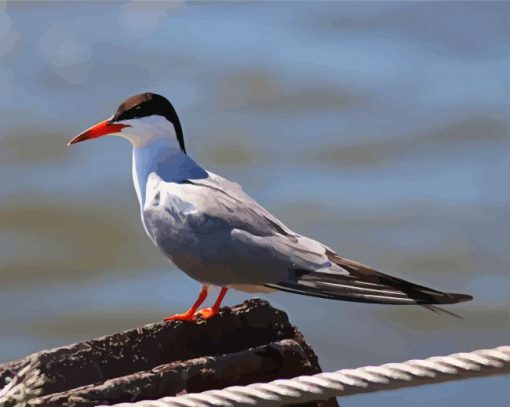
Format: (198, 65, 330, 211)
(0, 359, 44, 407)
(109, 345, 510, 407)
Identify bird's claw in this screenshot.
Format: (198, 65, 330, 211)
(163, 307, 219, 322)
(194, 307, 219, 320)
(163, 312, 195, 322)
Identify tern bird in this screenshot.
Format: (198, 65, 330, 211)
(68, 93, 472, 321)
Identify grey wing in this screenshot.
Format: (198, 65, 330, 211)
(145, 172, 472, 305)
(142, 171, 340, 285)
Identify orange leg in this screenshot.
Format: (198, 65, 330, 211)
(163, 285, 208, 321)
(194, 287, 228, 320)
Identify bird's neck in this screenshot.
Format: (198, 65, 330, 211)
(132, 137, 207, 207)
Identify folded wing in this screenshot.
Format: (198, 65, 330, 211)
(148, 172, 472, 306)
(267, 249, 472, 305)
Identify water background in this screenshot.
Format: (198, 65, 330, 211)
(0, 1, 509, 405)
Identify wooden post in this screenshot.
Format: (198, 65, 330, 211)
(0, 299, 338, 407)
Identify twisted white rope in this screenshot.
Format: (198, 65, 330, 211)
(0, 359, 44, 407)
(109, 345, 510, 407)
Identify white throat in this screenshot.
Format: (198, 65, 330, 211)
(117, 115, 180, 148)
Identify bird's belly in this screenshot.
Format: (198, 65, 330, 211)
(142, 208, 248, 285)
(144, 219, 283, 286)
(142, 192, 293, 286)
(159, 234, 263, 286)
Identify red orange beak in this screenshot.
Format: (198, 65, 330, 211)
(67, 120, 129, 146)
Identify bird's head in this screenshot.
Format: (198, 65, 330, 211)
(68, 92, 186, 152)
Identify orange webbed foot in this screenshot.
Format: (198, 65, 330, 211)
(163, 312, 195, 322)
(194, 307, 220, 320)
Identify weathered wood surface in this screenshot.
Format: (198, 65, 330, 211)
(0, 299, 338, 407)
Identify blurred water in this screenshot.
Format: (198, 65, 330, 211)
(0, 1, 509, 406)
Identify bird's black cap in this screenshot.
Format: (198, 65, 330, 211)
(112, 93, 186, 153)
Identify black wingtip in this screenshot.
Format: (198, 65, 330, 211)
(444, 292, 473, 304)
